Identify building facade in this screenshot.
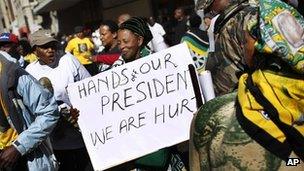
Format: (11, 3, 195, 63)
(0, 0, 194, 36)
(0, 0, 44, 36)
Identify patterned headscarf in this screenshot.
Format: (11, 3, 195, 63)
(119, 17, 153, 47)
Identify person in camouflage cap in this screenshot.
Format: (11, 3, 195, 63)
(197, 0, 256, 96)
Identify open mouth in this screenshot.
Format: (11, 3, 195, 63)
(49, 58, 55, 63)
(48, 54, 55, 61)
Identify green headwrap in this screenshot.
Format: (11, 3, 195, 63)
(119, 17, 153, 47)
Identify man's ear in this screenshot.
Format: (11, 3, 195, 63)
(32, 47, 38, 56)
(138, 36, 144, 47)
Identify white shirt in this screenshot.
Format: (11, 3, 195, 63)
(26, 52, 91, 106)
(149, 23, 166, 43)
(0, 50, 25, 67)
(207, 14, 220, 52)
(0, 51, 17, 63)
(148, 23, 168, 52)
(92, 29, 104, 53)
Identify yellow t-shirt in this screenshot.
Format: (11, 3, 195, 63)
(0, 128, 18, 149)
(65, 37, 94, 65)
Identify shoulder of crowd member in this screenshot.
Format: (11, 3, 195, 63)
(0, 51, 17, 63)
(24, 53, 38, 63)
(155, 23, 166, 35)
(140, 47, 152, 58)
(65, 36, 82, 51)
(24, 60, 39, 72)
(67, 36, 77, 43)
(86, 37, 94, 46)
(214, 0, 258, 34)
(63, 52, 91, 78)
(60, 52, 80, 67)
(111, 56, 125, 67)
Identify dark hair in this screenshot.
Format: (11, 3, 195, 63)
(74, 26, 84, 33)
(175, 7, 185, 14)
(19, 38, 33, 55)
(189, 13, 202, 28)
(101, 20, 119, 33)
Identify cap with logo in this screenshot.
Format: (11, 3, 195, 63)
(0, 33, 19, 44)
(29, 29, 58, 47)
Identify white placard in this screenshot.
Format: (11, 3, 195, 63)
(67, 43, 198, 171)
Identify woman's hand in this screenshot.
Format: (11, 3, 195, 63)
(69, 107, 79, 124)
(90, 56, 97, 62)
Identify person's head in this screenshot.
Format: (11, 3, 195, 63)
(204, 12, 213, 29)
(148, 16, 155, 26)
(18, 38, 32, 56)
(189, 13, 202, 28)
(0, 33, 20, 59)
(118, 17, 153, 62)
(117, 13, 132, 26)
(29, 29, 58, 65)
(99, 20, 119, 49)
(74, 26, 85, 38)
(196, 0, 230, 15)
(83, 27, 92, 37)
(174, 7, 185, 21)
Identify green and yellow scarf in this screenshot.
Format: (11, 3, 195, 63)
(250, 0, 304, 73)
(236, 0, 304, 161)
(237, 69, 304, 160)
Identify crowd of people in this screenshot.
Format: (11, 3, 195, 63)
(0, 0, 303, 170)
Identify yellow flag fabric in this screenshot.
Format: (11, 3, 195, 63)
(237, 69, 304, 159)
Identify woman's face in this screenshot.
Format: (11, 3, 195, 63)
(100, 25, 116, 48)
(117, 29, 143, 62)
(34, 42, 57, 65)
